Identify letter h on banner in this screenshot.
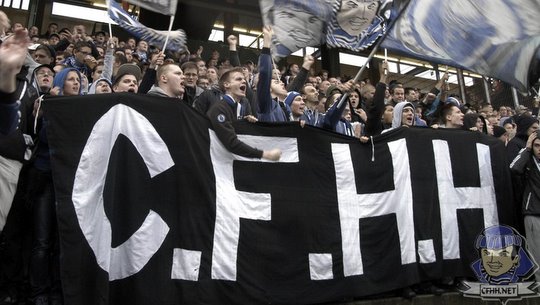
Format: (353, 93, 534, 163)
(332, 139, 417, 277)
(433, 140, 499, 260)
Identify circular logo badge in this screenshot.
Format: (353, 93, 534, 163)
(217, 114, 226, 123)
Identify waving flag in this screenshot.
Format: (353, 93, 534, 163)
(260, 0, 334, 58)
(326, 0, 394, 51)
(125, 0, 178, 16)
(381, 0, 540, 92)
(108, 0, 186, 51)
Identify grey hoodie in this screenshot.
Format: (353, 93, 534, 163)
(88, 77, 112, 94)
(392, 101, 416, 129)
(147, 85, 181, 98)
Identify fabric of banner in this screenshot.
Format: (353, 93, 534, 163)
(44, 93, 515, 305)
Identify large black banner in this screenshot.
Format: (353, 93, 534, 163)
(45, 93, 514, 305)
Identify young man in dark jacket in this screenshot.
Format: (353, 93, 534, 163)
(510, 131, 540, 281)
(207, 67, 281, 161)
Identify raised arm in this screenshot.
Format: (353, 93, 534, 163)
(323, 80, 355, 130)
(256, 26, 274, 115)
(364, 61, 388, 136)
(228, 35, 241, 68)
(287, 54, 314, 92)
(101, 37, 116, 81)
(0, 28, 29, 135)
(510, 132, 537, 174)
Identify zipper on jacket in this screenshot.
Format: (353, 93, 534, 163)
(526, 192, 532, 211)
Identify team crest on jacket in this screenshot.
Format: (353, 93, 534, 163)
(217, 114, 226, 123)
(460, 225, 539, 304)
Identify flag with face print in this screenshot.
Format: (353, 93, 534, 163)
(326, 0, 394, 51)
(260, 0, 334, 58)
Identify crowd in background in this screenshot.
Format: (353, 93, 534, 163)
(0, 10, 540, 305)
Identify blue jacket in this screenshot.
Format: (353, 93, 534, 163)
(323, 95, 353, 136)
(256, 48, 288, 122)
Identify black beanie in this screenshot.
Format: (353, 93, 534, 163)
(492, 125, 507, 138)
(515, 114, 538, 137)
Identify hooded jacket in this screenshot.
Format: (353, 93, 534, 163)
(147, 85, 171, 98)
(381, 101, 415, 134)
(88, 77, 112, 95)
(510, 147, 540, 215)
(30, 64, 55, 95)
(463, 113, 488, 133)
(392, 101, 416, 129)
(507, 115, 538, 162)
(34, 68, 82, 172)
(52, 68, 82, 96)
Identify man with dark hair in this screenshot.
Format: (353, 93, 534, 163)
(404, 87, 418, 104)
(207, 67, 281, 161)
(33, 45, 56, 66)
(440, 104, 464, 128)
(62, 41, 97, 81)
(181, 61, 204, 106)
(388, 83, 405, 106)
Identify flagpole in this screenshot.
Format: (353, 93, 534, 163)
(108, 20, 113, 38)
(106, 0, 113, 38)
(335, 0, 411, 109)
(162, 15, 175, 52)
(154, 14, 175, 71)
(384, 48, 388, 75)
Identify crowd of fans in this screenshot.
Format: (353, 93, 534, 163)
(0, 10, 539, 305)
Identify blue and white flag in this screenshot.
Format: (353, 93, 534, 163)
(260, 0, 333, 58)
(108, 0, 186, 51)
(326, 0, 394, 52)
(125, 0, 177, 16)
(381, 0, 540, 92)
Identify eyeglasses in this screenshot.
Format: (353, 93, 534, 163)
(37, 71, 54, 77)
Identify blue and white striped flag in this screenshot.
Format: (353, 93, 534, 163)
(381, 0, 540, 92)
(108, 0, 186, 51)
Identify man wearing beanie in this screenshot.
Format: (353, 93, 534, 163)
(507, 114, 539, 162)
(283, 91, 306, 122)
(492, 125, 509, 144)
(33, 44, 56, 66)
